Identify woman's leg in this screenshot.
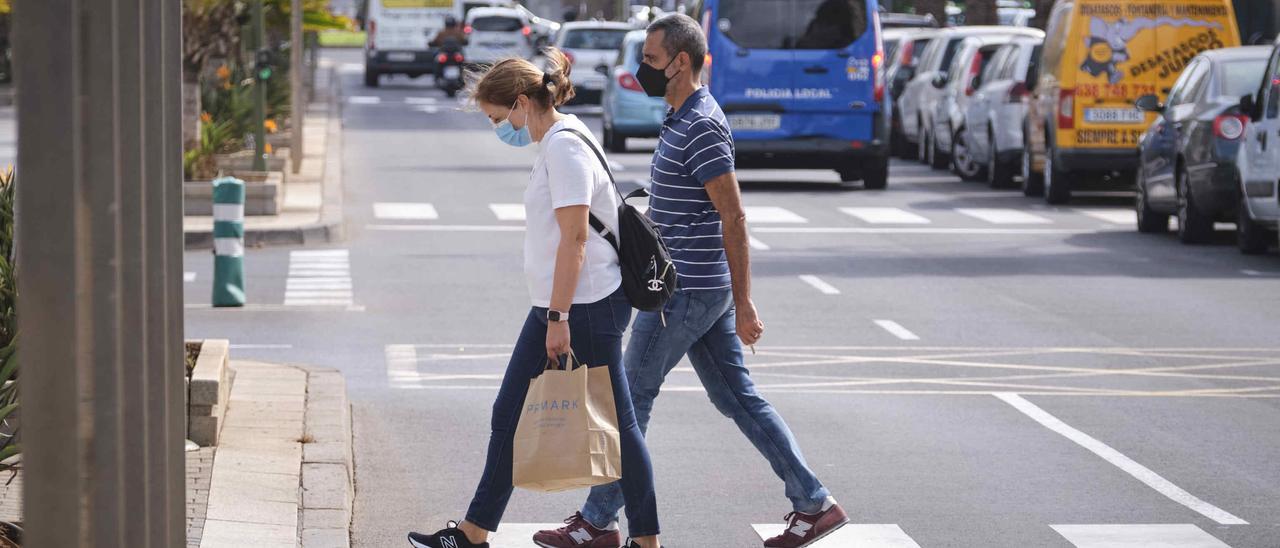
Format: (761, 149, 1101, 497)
(462, 308, 549, 535)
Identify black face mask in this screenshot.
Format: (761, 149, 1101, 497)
(636, 57, 678, 98)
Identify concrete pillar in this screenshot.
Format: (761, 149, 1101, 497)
(13, 0, 187, 546)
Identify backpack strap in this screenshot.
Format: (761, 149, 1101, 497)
(553, 127, 627, 252)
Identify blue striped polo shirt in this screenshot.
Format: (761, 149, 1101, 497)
(649, 87, 735, 291)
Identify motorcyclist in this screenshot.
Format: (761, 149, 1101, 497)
(430, 16, 468, 47)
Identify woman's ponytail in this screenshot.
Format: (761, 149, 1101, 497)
(541, 47, 576, 107)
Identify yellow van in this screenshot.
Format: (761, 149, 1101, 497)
(1025, 0, 1240, 203)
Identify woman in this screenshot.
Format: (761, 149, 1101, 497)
(407, 49, 662, 548)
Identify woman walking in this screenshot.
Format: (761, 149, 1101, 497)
(407, 49, 662, 548)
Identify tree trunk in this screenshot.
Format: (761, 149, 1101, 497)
(965, 0, 998, 25)
(914, 0, 947, 28)
(1031, 0, 1055, 29)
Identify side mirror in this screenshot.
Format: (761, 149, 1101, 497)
(1134, 94, 1163, 112)
(1239, 93, 1258, 120)
(931, 72, 947, 89)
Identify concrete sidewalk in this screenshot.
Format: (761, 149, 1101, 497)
(196, 361, 354, 548)
(184, 64, 346, 249)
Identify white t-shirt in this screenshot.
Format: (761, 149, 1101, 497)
(524, 115, 621, 308)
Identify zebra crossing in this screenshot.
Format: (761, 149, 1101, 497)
(284, 249, 354, 307)
(481, 523, 1232, 547)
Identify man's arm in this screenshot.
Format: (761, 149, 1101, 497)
(705, 171, 764, 346)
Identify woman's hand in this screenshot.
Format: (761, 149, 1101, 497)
(546, 321, 571, 362)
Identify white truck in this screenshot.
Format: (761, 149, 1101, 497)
(364, 0, 508, 87)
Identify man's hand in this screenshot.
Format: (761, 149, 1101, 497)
(736, 299, 764, 346)
(546, 321, 571, 362)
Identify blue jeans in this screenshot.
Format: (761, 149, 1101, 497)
(581, 288, 829, 528)
(465, 288, 660, 538)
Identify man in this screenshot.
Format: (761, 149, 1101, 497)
(534, 13, 846, 548)
(429, 16, 468, 48)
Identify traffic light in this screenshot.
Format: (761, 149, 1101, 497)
(255, 49, 273, 81)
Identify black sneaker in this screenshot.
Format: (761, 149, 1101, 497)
(408, 521, 489, 548)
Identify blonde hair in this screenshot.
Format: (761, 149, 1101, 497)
(468, 48, 575, 110)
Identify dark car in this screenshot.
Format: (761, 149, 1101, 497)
(884, 28, 939, 158)
(1134, 46, 1270, 245)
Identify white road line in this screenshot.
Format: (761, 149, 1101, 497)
(1076, 209, 1136, 225)
(874, 320, 920, 341)
(290, 249, 348, 257)
(956, 208, 1053, 224)
(996, 393, 1247, 525)
(347, 95, 381, 105)
(385, 344, 422, 389)
(799, 275, 840, 295)
(488, 524, 566, 548)
(751, 524, 921, 547)
(840, 207, 931, 224)
(748, 235, 771, 251)
(286, 249, 353, 307)
(745, 206, 808, 224)
(337, 63, 364, 74)
(229, 344, 294, 350)
(411, 105, 440, 114)
(753, 227, 1094, 235)
(367, 224, 526, 232)
(489, 203, 527, 221)
(184, 271, 196, 282)
(1051, 524, 1231, 548)
(404, 96, 438, 105)
(373, 202, 439, 220)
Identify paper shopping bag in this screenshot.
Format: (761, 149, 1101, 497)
(513, 357, 622, 492)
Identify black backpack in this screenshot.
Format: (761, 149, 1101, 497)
(555, 128, 676, 312)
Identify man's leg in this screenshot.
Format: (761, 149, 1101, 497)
(686, 292, 830, 514)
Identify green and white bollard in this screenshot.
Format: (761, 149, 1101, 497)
(212, 176, 246, 307)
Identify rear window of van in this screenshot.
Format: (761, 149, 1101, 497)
(472, 16, 522, 32)
(719, 0, 868, 50)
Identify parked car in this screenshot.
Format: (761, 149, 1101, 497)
(1133, 47, 1268, 247)
(900, 26, 1042, 169)
(885, 28, 939, 158)
(959, 36, 1043, 189)
(936, 33, 1032, 181)
(689, 0, 890, 188)
(1026, 0, 1241, 204)
(463, 7, 535, 66)
(552, 21, 632, 104)
(1224, 41, 1280, 253)
(514, 4, 561, 49)
(602, 30, 667, 152)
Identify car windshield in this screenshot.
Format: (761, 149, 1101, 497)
(471, 16, 522, 32)
(718, 0, 868, 49)
(562, 29, 629, 50)
(1220, 59, 1268, 98)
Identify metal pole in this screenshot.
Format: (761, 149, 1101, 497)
(292, 0, 304, 174)
(252, 0, 268, 171)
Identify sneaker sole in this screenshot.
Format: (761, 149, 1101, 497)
(793, 516, 851, 548)
(407, 535, 431, 548)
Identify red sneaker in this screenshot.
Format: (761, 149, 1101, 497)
(763, 503, 850, 548)
(532, 513, 623, 548)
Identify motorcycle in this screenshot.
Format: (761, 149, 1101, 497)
(435, 39, 465, 98)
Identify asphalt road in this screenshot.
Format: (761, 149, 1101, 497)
(184, 49, 1280, 548)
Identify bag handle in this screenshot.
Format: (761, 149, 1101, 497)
(544, 350, 584, 372)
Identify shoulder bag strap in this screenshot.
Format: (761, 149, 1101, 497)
(552, 127, 625, 251)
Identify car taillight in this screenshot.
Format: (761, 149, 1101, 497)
(618, 70, 642, 92)
(453, 53, 464, 63)
(1008, 81, 1029, 103)
(964, 53, 981, 96)
(564, 50, 575, 65)
(463, 25, 472, 34)
(873, 50, 884, 103)
(436, 53, 448, 64)
(1058, 88, 1075, 130)
(1214, 114, 1247, 140)
(367, 20, 377, 50)
(703, 53, 712, 87)
(522, 26, 531, 36)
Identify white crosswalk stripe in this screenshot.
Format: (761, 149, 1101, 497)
(405, 96, 438, 105)
(745, 206, 808, 223)
(752, 524, 921, 547)
(840, 207, 932, 224)
(1051, 524, 1231, 547)
(385, 344, 421, 389)
(1077, 208, 1136, 225)
(285, 249, 353, 307)
(956, 208, 1053, 224)
(374, 202, 439, 220)
(489, 203, 526, 221)
(347, 95, 381, 105)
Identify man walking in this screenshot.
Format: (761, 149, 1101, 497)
(534, 14, 846, 548)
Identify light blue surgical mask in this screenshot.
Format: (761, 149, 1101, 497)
(493, 100, 532, 147)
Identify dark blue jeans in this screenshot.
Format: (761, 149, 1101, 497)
(465, 288, 660, 538)
(582, 288, 829, 528)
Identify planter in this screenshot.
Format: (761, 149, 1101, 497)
(187, 339, 232, 447)
(183, 170, 285, 216)
(214, 150, 288, 175)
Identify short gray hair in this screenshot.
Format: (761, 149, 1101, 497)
(647, 14, 707, 72)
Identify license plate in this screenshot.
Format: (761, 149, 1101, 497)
(387, 52, 415, 62)
(728, 114, 781, 131)
(481, 42, 516, 49)
(443, 66, 461, 79)
(1084, 108, 1144, 124)
(581, 79, 604, 90)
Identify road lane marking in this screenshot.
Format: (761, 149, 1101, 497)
(1076, 209, 1135, 225)
(840, 207, 931, 224)
(411, 105, 440, 114)
(385, 344, 422, 389)
(745, 206, 808, 223)
(286, 249, 353, 307)
(367, 224, 525, 232)
(751, 524, 920, 547)
(748, 235, 771, 251)
(347, 95, 381, 105)
(1051, 524, 1231, 547)
(337, 63, 363, 74)
(230, 344, 294, 350)
(404, 97, 438, 105)
(996, 393, 1248, 525)
(184, 271, 196, 282)
(489, 203, 526, 221)
(374, 202, 439, 220)
(956, 208, 1053, 224)
(798, 275, 840, 295)
(873, 320, 920, 341)
(753, 226, 1095, 235)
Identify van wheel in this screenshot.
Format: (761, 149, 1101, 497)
(604, 125, 626, 153)
(1135, 168, 1169, 233)
(1043, 150, 1071, 204)
(1236, 196, 1269, 254)
(1021, 136, 1044, 197)
(364, 68, 380, 88)
(1176, 167, 1212, 244)
(862, 155, 889, 190)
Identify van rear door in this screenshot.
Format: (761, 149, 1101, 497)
(705, 0, 794, 138)
(370, 0, 450, 52)
(790, 0, 879, 141)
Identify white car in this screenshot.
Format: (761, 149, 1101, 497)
(553, 21, 633, 104)
(464, 7, 535, 66)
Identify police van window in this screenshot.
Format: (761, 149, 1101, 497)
(471, 16, 522, 32)
(1219, 59, 1268, 99)
(794, 0, 868, 49)
(718, 0, 792, 48)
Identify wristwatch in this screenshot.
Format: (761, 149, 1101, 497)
(547, 309, 569, 322)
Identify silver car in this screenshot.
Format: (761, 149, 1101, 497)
(959, 36, 1043, 189)
(553, 21, 633, 105)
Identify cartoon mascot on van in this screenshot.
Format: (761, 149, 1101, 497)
(1081, 16, 1221, 84)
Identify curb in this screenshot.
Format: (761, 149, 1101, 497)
(184, 66, 345, 250)
(298, 366, 354, 548)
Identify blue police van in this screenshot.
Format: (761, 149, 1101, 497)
(688, 0, 889, 188)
